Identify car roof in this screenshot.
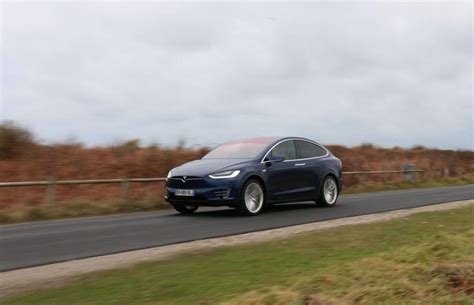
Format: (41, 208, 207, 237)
(271, 136, 322, 145)
(212, 137, 328, 161)
(225, 137, 279, 144)
(230, 136, 325, 151)
(226, 136, 322, 146)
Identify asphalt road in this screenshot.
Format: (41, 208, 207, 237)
(1, 185, 472, 271)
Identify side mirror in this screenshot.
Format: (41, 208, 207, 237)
(270, 155, 285, 163)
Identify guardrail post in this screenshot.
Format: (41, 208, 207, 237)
(121, 179, 129, 201)
(46, 179, 56, 204)
(383, 172, 388, 184)
(402, 164, 415, 182)
(444, 168, 449, 178)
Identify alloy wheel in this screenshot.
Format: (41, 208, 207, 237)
(323, 177, 338, 205)
(244, 182, 264, 213)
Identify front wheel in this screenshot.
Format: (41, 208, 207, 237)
(236, 179, 265, 216)
(172, 203, 199, 214)
(317, 176, 339, 207)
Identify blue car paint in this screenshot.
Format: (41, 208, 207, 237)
(165, 137, 342, 207)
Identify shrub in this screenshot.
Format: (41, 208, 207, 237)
(0, 121, 34, 159)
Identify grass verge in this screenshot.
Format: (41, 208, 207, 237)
(343, 175, 472, 194)
(3, 205, 474, 304)
(0, 176, 471, 224)
(0, 199, 168, 224)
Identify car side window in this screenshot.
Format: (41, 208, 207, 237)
(268, 140, 296, 160)
(295, 140, 327, 158)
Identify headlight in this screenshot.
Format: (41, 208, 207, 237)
(209, 170, 240, 179)
(167, 170, 172, 178)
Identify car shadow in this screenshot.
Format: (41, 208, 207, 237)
(268, 202, 320, 213)
(167, 202, 320, 218)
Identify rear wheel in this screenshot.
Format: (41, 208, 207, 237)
(317, 176, 338, 207)
(237, 179, 265, 216)
(172, 203, 199, 214)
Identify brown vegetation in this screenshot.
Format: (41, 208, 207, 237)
(0, 121, 472, 208)
(431, 264, 474, 296)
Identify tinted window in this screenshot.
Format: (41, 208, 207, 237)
(295, 140, 327, 158)
(204, 139, 272, 159)
(268, 140, 296, 160)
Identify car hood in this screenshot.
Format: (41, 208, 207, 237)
(170, 158, 253, 177)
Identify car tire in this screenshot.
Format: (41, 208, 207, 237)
(316, 175, 339, 207)
(237, 179, 266, 216)
(172, 203, 199, 214)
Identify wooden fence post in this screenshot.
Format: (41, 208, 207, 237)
(444, 168, 449, 178)
(121, 179, 129, 201)
(46, 179, 56, 205)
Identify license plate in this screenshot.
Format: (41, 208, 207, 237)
(175, 189, 195, 196)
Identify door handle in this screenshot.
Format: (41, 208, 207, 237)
(294, 163, 306, 167)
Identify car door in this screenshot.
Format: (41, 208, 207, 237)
(294, 140, 329, 197)
(265, 140, 312, 201)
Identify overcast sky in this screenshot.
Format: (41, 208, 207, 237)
(1, 2, 472, 149)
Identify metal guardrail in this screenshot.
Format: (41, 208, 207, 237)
(0, 170, 424, 204)
(0, 170, 424, 188)
(0, 178, 166, 187)
(0, 178, 168, 204)
(343, 170, 424, 175)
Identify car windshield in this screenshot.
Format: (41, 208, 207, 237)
(203, 138, 274, 159)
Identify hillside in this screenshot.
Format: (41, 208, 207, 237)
(0, 122, 472, 207)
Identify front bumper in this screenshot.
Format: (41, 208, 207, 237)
(164, 176, 240, 207)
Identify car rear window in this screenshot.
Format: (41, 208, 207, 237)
(295, 140, 327, 158)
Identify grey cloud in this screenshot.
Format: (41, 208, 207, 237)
(1, 2, 472, 149)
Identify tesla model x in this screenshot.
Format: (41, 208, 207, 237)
(165, 137, 342, 216)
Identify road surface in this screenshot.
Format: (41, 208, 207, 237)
(0, 184, 472, 271)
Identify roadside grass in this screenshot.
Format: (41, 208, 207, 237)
(0, 199, 167, 224)
(0, 176, 471, 224)
(4, 205, 474, 305)
(342, 174, 472, 194)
